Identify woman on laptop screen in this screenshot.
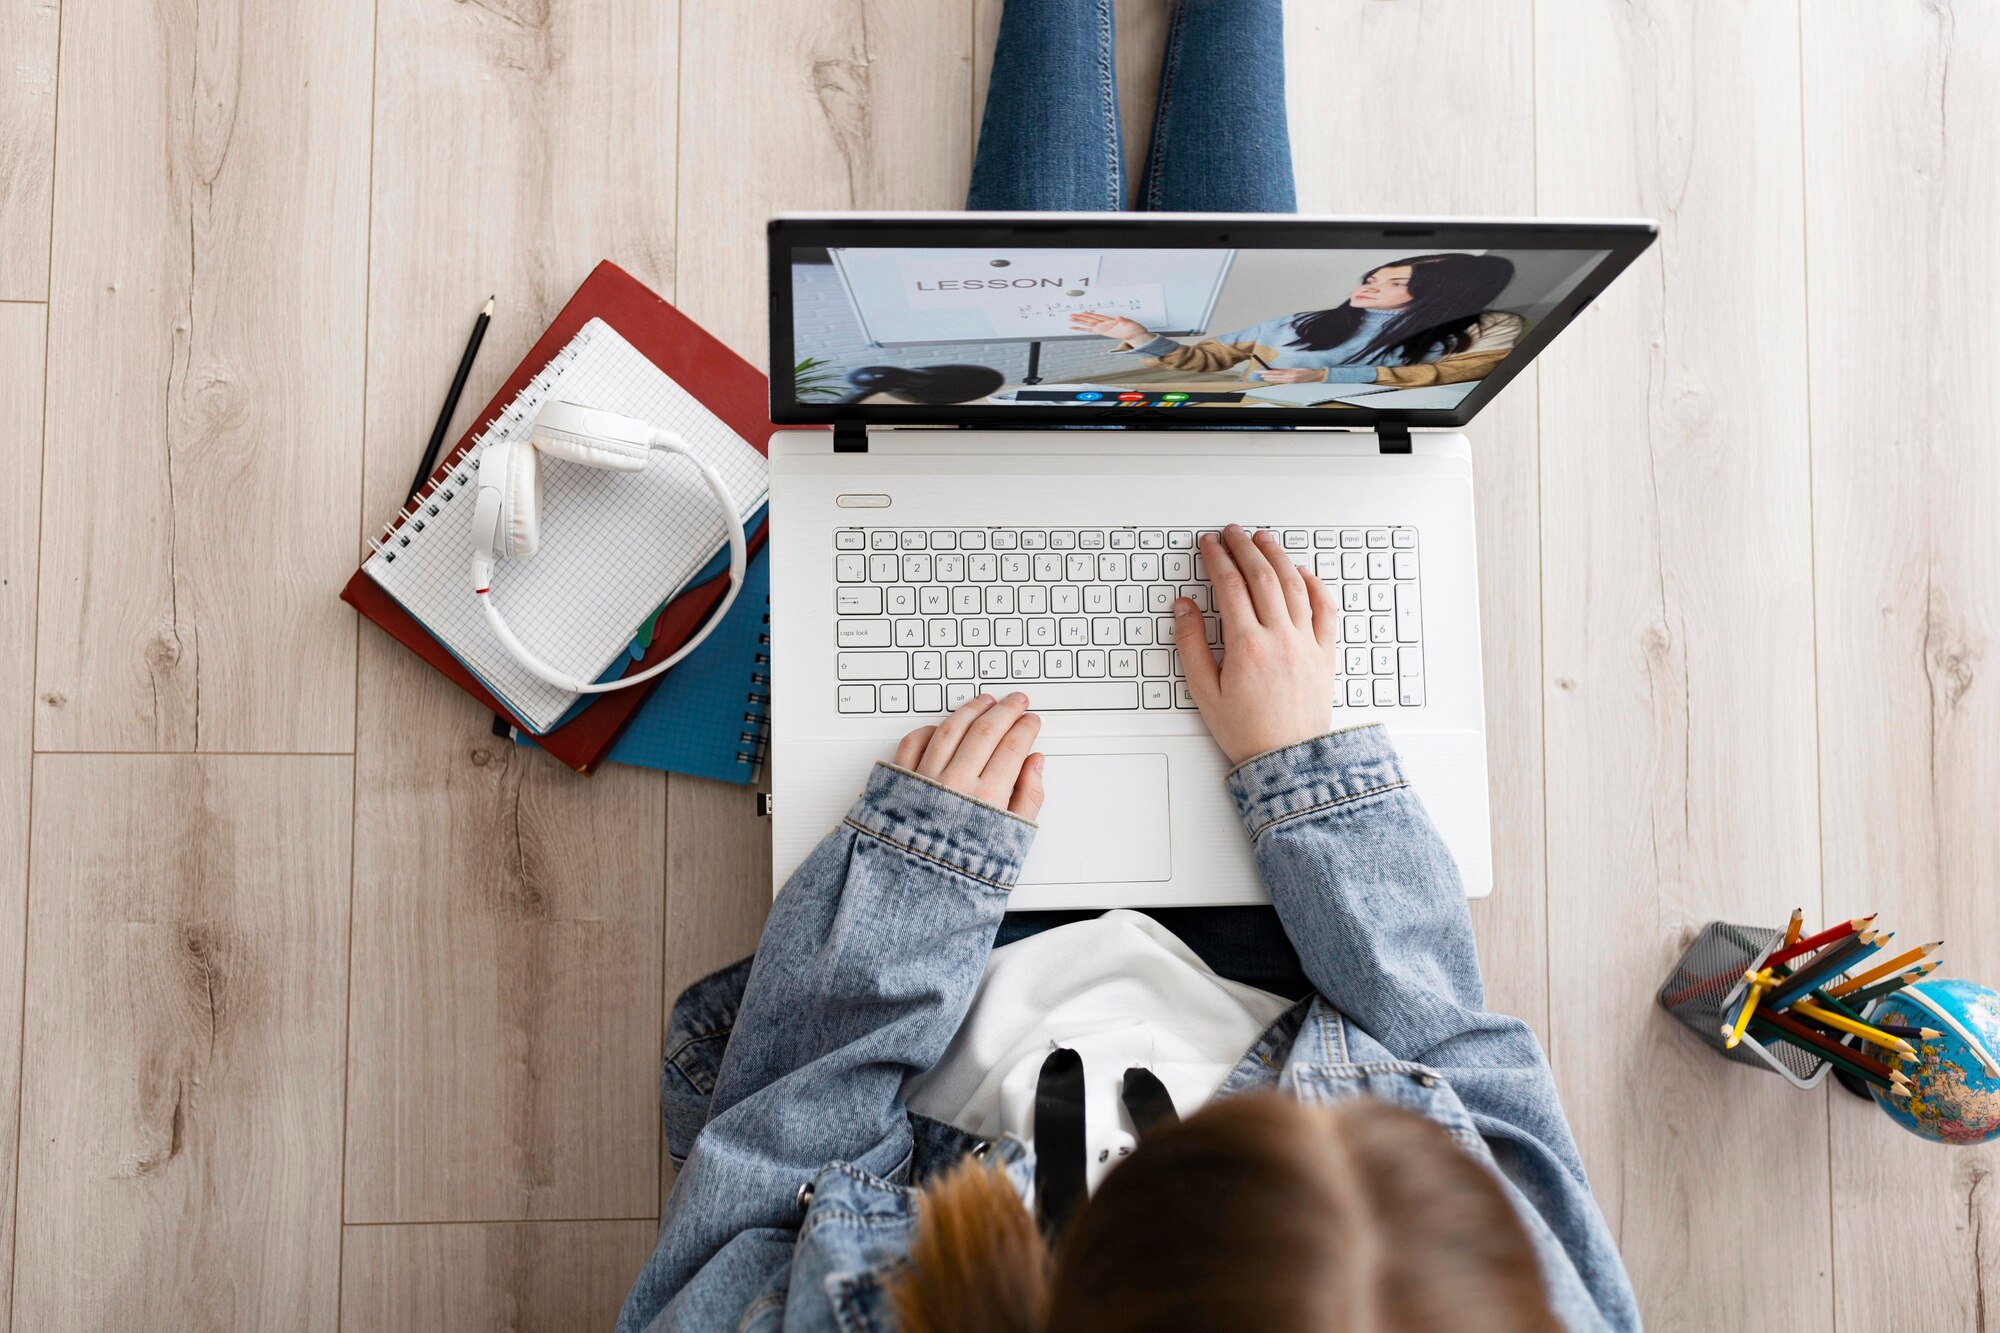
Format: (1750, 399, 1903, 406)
(1070, 252, 1524, 390)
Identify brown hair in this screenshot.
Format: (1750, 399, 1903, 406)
(891, 1095, 1559, 1333)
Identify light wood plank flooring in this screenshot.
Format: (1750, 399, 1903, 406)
(3, 1, 1994, 1326)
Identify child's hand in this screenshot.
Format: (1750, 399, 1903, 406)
(892, 693, 1045, 820)
(1173, 526, 1339, 765)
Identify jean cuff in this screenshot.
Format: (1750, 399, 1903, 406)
(1126, 335, 1181, 358)
(843, 762, 1038, 890)
(1225, 725, 1407, 838)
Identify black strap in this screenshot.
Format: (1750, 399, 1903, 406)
(1033, 1047, 1087, 1244)
(1120, 1067, 1180, 1136)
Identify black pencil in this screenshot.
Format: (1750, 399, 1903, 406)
(406, 295, 495, 503)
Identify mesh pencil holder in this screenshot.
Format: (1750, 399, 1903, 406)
(1657, 921, 1830, 1089)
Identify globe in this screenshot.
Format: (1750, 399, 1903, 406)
(1868, 978, 2000, 1145)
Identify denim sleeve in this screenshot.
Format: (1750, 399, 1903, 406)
(620, 763, 1032, 1330)
(1228, 725, 1639, 1332)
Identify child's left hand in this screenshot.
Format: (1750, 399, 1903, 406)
(892, 693, 1045, 820)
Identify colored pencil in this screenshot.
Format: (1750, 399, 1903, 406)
(1765, 930, 1882, 1008)
(1760, 1011, 1911, 1085)
(1780, 907, 1804, 949)
(1725, 971, 1775, 1049)
(1788, 999, 1915, 1054)
(1767, 914, 1875, 968)
(1751, 1017, 1901, 1090)
(1807, 989, 1868, 1023)
(1873, 1023, 1943, 1042)
(1843, 963, 1938, 1009)
(1826, 940, 1942, 997)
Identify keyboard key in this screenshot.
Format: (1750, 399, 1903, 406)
(886, 586, 916, 615)
(962, 618, 991, 646)
(870, 553, 899, 582)
(936, 553, 965, 582)
(991, 530, 1019, 550)
(838, 653, 907, 681)
(1139, 529, 1165, 549)
(1400, 679, 1424, 706)
(979, 650, 1008, 678)
(1346, 647, 1369, 676)
(1001, 553, 1031, 582)
(1148, 585, 1174, 613)
(1155, 617, 1176, 643)
(1050, 529, 1076, 550)
(1092, 617, 1122, 646)
(1034, 553, 1063, 582)
(1141, 649, 1171, 677)
(968, 553, 998, 582)
(929, 530, 957, 550)
(1341, 529, 1364, 548)
(1398, 646, 1423, 678)
(919, 587, 948, 614)
(1131, 553, 1160, 581)
(946, 650, 975, 679)
(948, 586, 979, 615)
(837, 587, 883, 614)
(947, 682, 977, 710)
(1392, 529, 1416, 548)
(1316, 553, 1341, 579)
(1373, 646, 1397, 675)
(959, 530, 987, 549)
(1374, 678, 1397, 706)
(1163, 553, 1192, 580)
(994, 681, 1139, 711)
(1110, 530, 1137, 549)
(1027, 618, 1056, 646)
(1045, 649, 1074, 678)
(1395, 583, 1421, 641)
(1098, 552, 1128, 581)
(1115, 585, 1144, 613)
(1283, 529, 1310, 550)
(1370, 584, 1393, 611)
(995, 618, 1024, 646)
(1060, 618, 1089, 646)
(901, 531, 926, 550)
(1175, 681, 1196, 708)
(836, 530, 865, 550)
(1020, 530, 1047, 549)
(1202, 616, 1220, 646)
(1167, 530, 1194, 549)
(880, 683, 909, 714)
(838, 685, 876, 713)
(835, 554, 866, 583)
(1011, 649, 1041, 678)
(913, 651, 942, 679)
(1347, 679, 1369, 707)
(1179, 584, 1209, 610)
(1052, 586, 1081, 614)
(1366, 528, 1390, 548)
(1344, 584, 1367, 611)
(1084, 585, 1112, 613)
(1111, 649, 1139, 677)
(1314, 529, 1339, 548)
(1078, 648, 1107, 677)
(1143, 681, 1171, 709)
(1368, 551, 1391, 580)
(915, 683, 944, 713)
(1068, 553, 1097, 582)
(1370, 615, 1394, 643)
(1342, 614, 1368, 643)
(1343, 552, 1367, 579)
(1079, 529, 1105, 549)
(1019, 586, 1049, 614)
(870, 530, 898, 551)
(903, 553, 934, 582)
(928, 620, 958, 647)
(895, 619, 925, 647)
(1394, 551, 1417, 579)
(984, 585, 1016, 614)
(1124, 617, 1154, 645)
(838, 620, 892, 648)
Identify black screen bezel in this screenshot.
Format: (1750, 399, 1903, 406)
(767, 214, 1655, 432)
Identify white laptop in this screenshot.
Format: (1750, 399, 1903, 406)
(763, 213, 1654, 908)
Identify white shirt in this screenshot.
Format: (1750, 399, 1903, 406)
(905, 910, 1294, 1192)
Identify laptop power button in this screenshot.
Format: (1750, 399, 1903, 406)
(835, 494, 892, 508)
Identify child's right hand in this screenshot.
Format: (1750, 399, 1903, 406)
(1173, 525, 1340, 765)
(892, 693, 1045, 820)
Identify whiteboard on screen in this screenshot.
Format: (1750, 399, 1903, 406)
(829, 247, 1235, 347)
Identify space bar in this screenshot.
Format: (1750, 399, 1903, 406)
(990, 681, 1140, 710)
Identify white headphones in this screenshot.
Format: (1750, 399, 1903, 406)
(470, 400, 748, 693)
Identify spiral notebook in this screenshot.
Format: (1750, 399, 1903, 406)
(515, 543, 772, 783)
(362, 318, 770, 733)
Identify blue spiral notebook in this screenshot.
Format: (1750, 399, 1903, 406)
(514, 538, 770, 784)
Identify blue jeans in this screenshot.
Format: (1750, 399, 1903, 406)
(969, 0, 1304, 993)
(967, 0, 1297, 212)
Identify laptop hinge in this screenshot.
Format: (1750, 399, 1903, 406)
(1376, 421, 1412, 454)
(833, 418, 868, 453)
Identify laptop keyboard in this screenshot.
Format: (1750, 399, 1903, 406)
(830, 526, 1425, 716)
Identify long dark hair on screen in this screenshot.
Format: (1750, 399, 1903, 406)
(1288, 253, 1515, 365)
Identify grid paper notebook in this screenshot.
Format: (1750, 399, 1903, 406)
(365, 319, 770, 732)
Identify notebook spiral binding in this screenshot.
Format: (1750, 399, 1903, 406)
(365, 329, 599, 563)
(736, 614, 772, 776)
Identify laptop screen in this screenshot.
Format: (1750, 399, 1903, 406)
(767, 215, 1654, 431)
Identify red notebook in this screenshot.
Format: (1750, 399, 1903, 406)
(342, 261, 798, 773)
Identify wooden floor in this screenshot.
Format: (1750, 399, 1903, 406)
(3, 0, 1996, 1326)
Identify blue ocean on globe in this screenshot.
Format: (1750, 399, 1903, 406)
(1868, 978, 2000, 1145)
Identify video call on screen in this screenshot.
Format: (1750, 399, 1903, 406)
(787, 244, 1610, 412)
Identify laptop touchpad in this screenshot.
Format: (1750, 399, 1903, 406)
(1017, 753, 1172, 885)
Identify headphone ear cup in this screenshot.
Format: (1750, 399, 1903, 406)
(501, 439, 542, 558)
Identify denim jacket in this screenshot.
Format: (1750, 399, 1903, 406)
(619, 725, 1640, 1333)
